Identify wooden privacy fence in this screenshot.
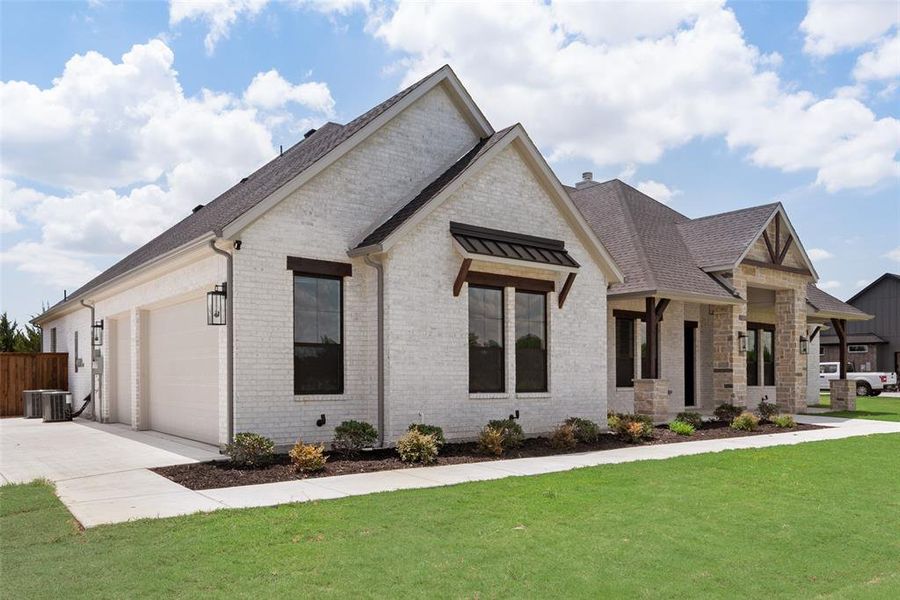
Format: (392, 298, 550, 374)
(0, 353, 68, 417)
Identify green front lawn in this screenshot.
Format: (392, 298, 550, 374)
(3, 435, 900, 598)
(812, 392, 900, 422)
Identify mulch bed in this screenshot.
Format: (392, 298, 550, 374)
(154, 421, 823, 490)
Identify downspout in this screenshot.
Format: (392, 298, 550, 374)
(364, 255, 385, 447)
(79, 299, 98, 421)
(210, 240, 235, 445)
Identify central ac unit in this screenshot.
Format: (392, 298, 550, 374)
(23, 390, 57, 418)
(42, 391, 73, 423)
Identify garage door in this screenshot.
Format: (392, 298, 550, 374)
(146, 297, 219, 444)
(113, 318, 132, 425)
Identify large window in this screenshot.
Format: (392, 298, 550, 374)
(615, 317, 635, 387)
(515, 291, 547, 392)
(746, 325, 775, 387)
(761, 329, 775, 386)
(746, 330, 759, 386)
(293, 274, 343, 394)
(469, 286, 505, 393)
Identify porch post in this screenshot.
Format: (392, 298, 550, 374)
(775, 287, 807, 413)
(646, 297, 658, 379)
(829, 318, 855, 410)
(712, 275, 747, 407)
(635, 297, 670, 422)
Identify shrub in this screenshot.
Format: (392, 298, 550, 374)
(730, 411, 760, 431)
(610, 413, 653, 443)
(396, 429, 439, 464)
(772, 414, 796, 428)
(225, 432, 275, 468)
(607, 413, 622, 431)
(564, 417, 601, 443)
(714, 403, 743, 422)
(332, 420, 378, 455)
(668, 420, 696, 436)
(675, 411, 703, 429)
(487, 419, 524, 449)
(478, 425, 505, 457)
(407, 423, 445, 447)
(289, 440, 327, 473)
(757, 401, 779, 423)
(550, 422, 578, 450)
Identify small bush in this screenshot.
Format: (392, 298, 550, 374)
(730, 411, 760, 431)
(668, 420, 696, 436)
(332, 420, 378, 455)
(487, 419, 524, 449)
(610, 413, 653, 443)
(607, 413, 622, 431)
(757, 401, 779, 423)
(564, 417, 601, 443)
(289, 440, 327, 473)
(772, 414, 796, 428)
(714, 403, 743, 422)
(225, 432, 275, 468)
(396, 429, 439, 464)
(675, 411, 703, 429)
(407, 423, 445, 447)
(478, 426, 505, 457)
(550, 423, 578, 450)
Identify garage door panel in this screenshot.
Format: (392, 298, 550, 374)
(147, 297, 219, 444)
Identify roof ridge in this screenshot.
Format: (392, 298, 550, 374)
(613, 179, 691, 221)
(613, 182, 657, 291)
(685, 201, 780, 224)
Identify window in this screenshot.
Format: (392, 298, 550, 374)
(293, 274, 343, 394)
(848, 344, 868, 354)
(819, 343, 825, 357)
(746, 330, 759, 387)
(761, 329, 775, 386)
(50, 328, 57, 352)
(469, 286, 504, 393)
(615, 318, 635, 387)
(74, 331, 79, 373)
(515, 291, 547, 392)
(820, 363, 838, 374)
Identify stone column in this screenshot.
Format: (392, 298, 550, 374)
(775, 287, 807, 413)
(829, 379, 856, 411)
(634, 378, 670, 423)
(712, 276, 747, 407)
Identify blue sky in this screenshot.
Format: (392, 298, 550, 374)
(1, 0, 898, 325)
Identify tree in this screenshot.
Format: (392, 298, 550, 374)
(0, 313, 17, 352)
(14, 323, 42, 353)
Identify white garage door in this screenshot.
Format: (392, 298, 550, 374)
(113, 318, 132, 425)
(146, 297, 219, 444)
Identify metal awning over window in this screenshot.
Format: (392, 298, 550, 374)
(450, 222, 579, 270)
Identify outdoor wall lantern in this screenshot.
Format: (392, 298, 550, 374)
(799, 335, 809, 355)
(207, 283, 227, 326)
(91, 319, 104, 347)
(738, 331, 748, 353)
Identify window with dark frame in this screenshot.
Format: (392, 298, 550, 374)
(515, 291, 547, 393)
(762, 329, 775, 386)
(50, 328, 57, 352)
(293, 274, 343, 395)
(468, 286, 504, 393)
(746, 329, 759, 386)
(615, 317, 635, 387)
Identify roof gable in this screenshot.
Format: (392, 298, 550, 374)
(848, 273, 900, 304)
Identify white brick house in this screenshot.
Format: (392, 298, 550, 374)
(34, 65, 866, 449)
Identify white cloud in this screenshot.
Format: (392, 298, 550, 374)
(854, 32, 900, 81)
(855, 278, 870, 287)
(819, 280, 841, 290)
(635, 180, 680, 204)
(885, 247, 900, 262)
(800, 0, 898, 57)
(244, 69, 335, 115)
(371, 1, 900, 193)
(1, 40, 335, 290)
(807, 248, 834, 261)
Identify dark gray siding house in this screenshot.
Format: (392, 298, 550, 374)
(820, 273, 900, 376)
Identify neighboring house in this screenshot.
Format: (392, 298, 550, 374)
(33, 66, 866, 449)
(819, 273, 899, 376)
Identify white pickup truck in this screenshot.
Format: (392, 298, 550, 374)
(819, 362, 898, 396)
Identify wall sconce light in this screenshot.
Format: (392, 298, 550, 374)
(91, 320, 104, 347)
(207, 282, 227, 326)
(738, 331, 748, 353)
(799, 335, 809, 355)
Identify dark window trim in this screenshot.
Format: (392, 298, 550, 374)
(465, 271, 554, 293)
(293, 273, 345, 395)
(746, 321, 775, 332)
(747, 328, 759, 387)
(468, 284, 506, 394)
(515, 289, 548, 393)
(615, 317, 636, 388)
(287, 256, 352, 278)
(50, 328, 57, 353)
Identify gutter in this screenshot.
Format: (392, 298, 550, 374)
(363, 254, 385, 447)
(79, 299, 99, 422)
(210, 240, 235, 445)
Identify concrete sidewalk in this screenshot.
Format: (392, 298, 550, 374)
(38, 415, 900, 528)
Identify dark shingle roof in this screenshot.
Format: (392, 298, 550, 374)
(806, 284, 871, 319)
(355, 126, 516, 249)
(676, 203, 779, 269)
(568, 180, 737, 301)
(449, 221, 579, 269)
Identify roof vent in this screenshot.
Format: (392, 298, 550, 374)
(304, 128, 317, 139)
(240, 177, 249, 183)
(192, 204, 204, 213)
(575, 171, 596, 189)
(582, 171, 593, 181)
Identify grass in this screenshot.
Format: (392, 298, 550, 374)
(811, 392, 900, 422)
(2, 436, 900, 598)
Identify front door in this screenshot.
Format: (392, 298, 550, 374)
(684, 321, 697, 406)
